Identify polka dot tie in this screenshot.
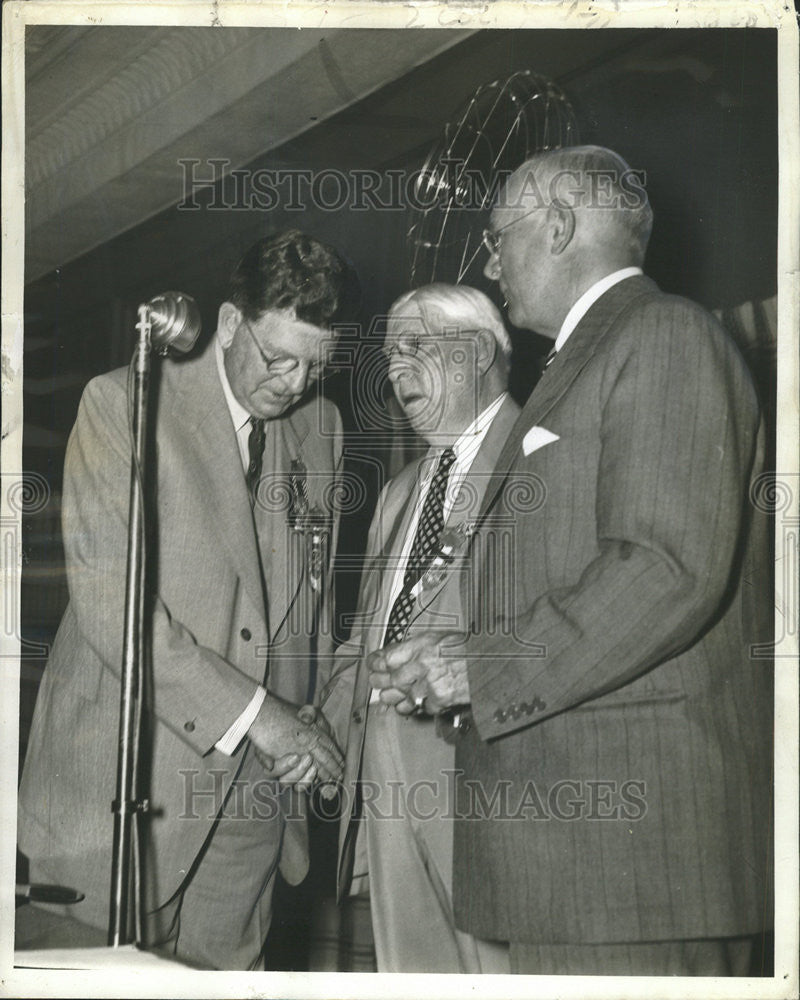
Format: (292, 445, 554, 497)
(384, 447, 456, 646)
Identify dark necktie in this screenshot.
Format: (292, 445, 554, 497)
(384, 447, 456, 646)
(246, 417, 266, 507)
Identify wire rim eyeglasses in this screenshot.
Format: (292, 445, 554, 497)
(482, 206, 543, 257)
(241, 319, 338, 382)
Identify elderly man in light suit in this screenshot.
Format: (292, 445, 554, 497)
(322, 284, 517, 973)
(371, 147, 773, 975)
(17, 231, 351, 969)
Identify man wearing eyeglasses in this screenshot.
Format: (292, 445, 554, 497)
(370, 147, 772, 974)
(321, 283, 518, 972)
(18, 230, 355, 969)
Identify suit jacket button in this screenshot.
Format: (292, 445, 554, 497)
(352, 709, 363, 724)
(240, 627, 252, 641)
(184, 720, 195, 733)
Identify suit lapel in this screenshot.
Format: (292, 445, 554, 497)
(168, 345, 266, 622)
(410, 395, 521, 622)
(476, 275, 658, 526)
(343, 465, 421, 723)
(259, 399, 322, 642)
(366, 462, 428, 654)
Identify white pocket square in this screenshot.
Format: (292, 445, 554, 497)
(522, 426, 560, 456)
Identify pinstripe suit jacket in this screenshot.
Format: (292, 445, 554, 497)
(451, 275, 773, 944)
(18, 342, 342, 929)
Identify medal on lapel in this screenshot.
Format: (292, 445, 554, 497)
(410, 520, 476, 600)
(289, 457, 330, 594)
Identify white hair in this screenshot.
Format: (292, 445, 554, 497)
(388, 283, 511, 360)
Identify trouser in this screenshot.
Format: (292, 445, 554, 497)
(142, 744, 284, 969)
(509, 937, 756, 976)
(20, 744, 285, 971)
(361, 705, 509, 974)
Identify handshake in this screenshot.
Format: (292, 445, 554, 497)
(248, 695, 343, 794)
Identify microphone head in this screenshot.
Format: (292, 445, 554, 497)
(147, 292, 201, 355)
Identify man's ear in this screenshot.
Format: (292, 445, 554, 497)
(547, 200, 575, 255)
(217, 302, 240, 349)
(476, 328, 498, 374)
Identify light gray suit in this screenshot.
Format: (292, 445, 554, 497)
(18, 341, 342, 967)
(322, 394, 519, 972)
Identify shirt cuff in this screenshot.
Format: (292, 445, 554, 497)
(214, 686, 267, 755)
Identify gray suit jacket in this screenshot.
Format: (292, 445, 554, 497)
(451, 275, 773, 945)
(322, 395, 520, 901)
(18, 342, 342, 928)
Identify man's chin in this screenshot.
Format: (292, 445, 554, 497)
(505, 299, 526, 329)
(257, 397, 299, 419)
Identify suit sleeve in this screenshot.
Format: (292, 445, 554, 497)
(62, 372, 260, 756)
(466, 298, 761, 740)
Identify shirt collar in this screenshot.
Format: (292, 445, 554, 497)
(214, 333, 252, 433)
(419, 392, 507, 480)
(554, 267, 643, 353)
(451, 392, 507, 460)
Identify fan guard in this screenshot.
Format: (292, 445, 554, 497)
(408, 70, 579, 287)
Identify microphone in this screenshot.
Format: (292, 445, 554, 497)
(146, 291, 201, 355)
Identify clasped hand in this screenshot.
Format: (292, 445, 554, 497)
(248, 696, 343, 792)
(367, 630, 470, 716)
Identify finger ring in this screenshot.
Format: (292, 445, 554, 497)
(413, 693, 427, 714)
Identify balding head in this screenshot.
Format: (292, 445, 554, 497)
(502, 146, 652, 264)
(484, 146, 652, 336)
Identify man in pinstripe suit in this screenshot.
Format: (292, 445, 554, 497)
(370, 146, 773, 975)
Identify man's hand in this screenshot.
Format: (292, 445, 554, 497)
(368, 631, 470, 715)
(249, 697, 343, 789)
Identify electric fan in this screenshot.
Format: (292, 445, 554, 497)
(408, 70, 579, 287)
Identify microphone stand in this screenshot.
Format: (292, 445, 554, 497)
(108, 294, 200, 947)
(108, 304, 151, 947)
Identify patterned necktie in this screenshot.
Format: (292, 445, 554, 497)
(246, 417, 266, 507)
(384, 447, 456, 646)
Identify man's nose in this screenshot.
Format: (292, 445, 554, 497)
(279, 362, 311, 394)
(483, 251, 500, 281)
(387, 356, 412, 384)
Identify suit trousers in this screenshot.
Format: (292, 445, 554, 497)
(21, 745, 285, 970)
(142, 744, 284, 969)
(508, 937, 755, 976)
(361, 705, 508, 974)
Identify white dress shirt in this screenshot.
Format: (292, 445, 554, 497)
(370, 392, 508, 702)
(213, 335, 267, 754)
(553, 267, 643, 354)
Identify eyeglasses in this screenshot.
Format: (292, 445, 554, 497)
(381, 334, 421, 362)
(482, 206, 544, 257)
(381, 329, 484, 363)
(241, 320, 337, 382)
